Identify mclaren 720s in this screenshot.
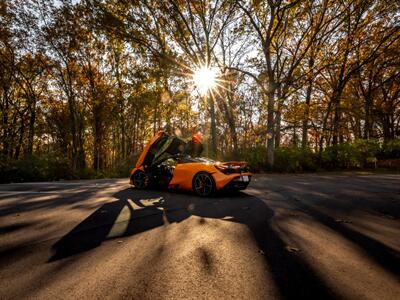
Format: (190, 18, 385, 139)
(129, 131, 252, 196)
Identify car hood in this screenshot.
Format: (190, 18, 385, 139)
(135, 131, 186, 168)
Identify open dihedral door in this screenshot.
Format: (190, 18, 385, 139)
(135, 131, 167, 168)
(150, 136, 186, 167)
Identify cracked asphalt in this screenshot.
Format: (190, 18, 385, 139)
(0, 174, 399, 299)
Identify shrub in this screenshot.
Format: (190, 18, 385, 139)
(112, 156, 137, 177)
(352, 139, 380, 166)
(321, 139, 380, 169)
(381, 137, 400, 159)
(238, 145, 268, 172)
(274, 147, 318, 172)
(0, 154, 73, 183)
(76, 168, 98, 180)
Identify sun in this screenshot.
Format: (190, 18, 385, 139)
(192, 67, 217, 96)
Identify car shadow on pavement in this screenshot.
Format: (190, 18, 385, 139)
(49, 187, 336, 299)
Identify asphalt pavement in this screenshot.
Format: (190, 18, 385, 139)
(0, 174, 399, 299)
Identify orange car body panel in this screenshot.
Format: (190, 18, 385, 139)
(167, 163, 251, 190)
(168, 162, 215, 190)
(211, 170, 252, 190)
(134, 130, 166, 169)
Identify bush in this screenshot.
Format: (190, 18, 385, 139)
(353, 139, 380, 166)
(110, 156, 137, 178)
(76, 167, 98, 180)
(235, 145, 318, 173)
(380, 137, 400, 159)
(321, 139, 380, 169)
(0, 153, 136, 183)
(238, 145, 267, 172)
(231, 138, 384, 172)
(0, 154, 74, 183)
(274, 147, 318, 172)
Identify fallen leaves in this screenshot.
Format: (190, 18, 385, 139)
(335, 219, 352, 223)
(285, 246, 301, 253)
(289, 212, 300, 217)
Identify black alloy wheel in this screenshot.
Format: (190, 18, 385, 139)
(133, 170, 148, 189)
(193, 172, 215, 197)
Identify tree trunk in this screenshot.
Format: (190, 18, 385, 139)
(275, 84, 287, 149)
(68, 99, 79, 170)
(332, 87, 344, 146)
(301, 56, 314, 149)
(216, 92, 238, 158)
(14, 123, 24, 159)
(292, 124, 298, 146)
(302, 72, 313, 148)
(266, 83, 275, 169)
(209, 92, 217, 157)
(1, 88, 10, 157)
(318, 99, 334, 155)
(153, 98, 158, 136)
(77, 115, 86, 169)
(364, 94, 373, 139)
(93, 112, 103, 170)
(332, 104, 340, 146)
(274, 106, 281, 148)
(27, 98, 36, 156)
(120, 110, 126, 160)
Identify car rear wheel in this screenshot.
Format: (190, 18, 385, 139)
(132, 170, 148, 189)
(193, 172, 215, 197)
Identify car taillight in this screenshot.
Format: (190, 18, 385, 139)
(215, 164, 243, 174)
(215, 164, 228, 174)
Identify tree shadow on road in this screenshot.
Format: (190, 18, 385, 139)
(256, 176, 400, 278)
(288, 198, 400, 277)
(49, 187, 336, 299)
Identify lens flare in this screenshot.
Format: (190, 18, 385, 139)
(192, 67, 217, 95)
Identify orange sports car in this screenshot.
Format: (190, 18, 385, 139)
(129, 131, 252, 196)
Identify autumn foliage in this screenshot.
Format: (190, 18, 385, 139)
(0, 0, 399, 182)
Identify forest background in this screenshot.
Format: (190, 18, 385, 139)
(1, 0, 399, 182)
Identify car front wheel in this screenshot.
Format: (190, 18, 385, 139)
(132, 170, 149, 189)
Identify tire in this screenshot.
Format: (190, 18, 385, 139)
(132, 170, 148, 189)
(192, 172, 215, 197)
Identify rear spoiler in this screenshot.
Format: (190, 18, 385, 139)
(218, 161, 248, 166)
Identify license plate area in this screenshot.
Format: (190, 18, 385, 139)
(241, 175, 249, 182)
